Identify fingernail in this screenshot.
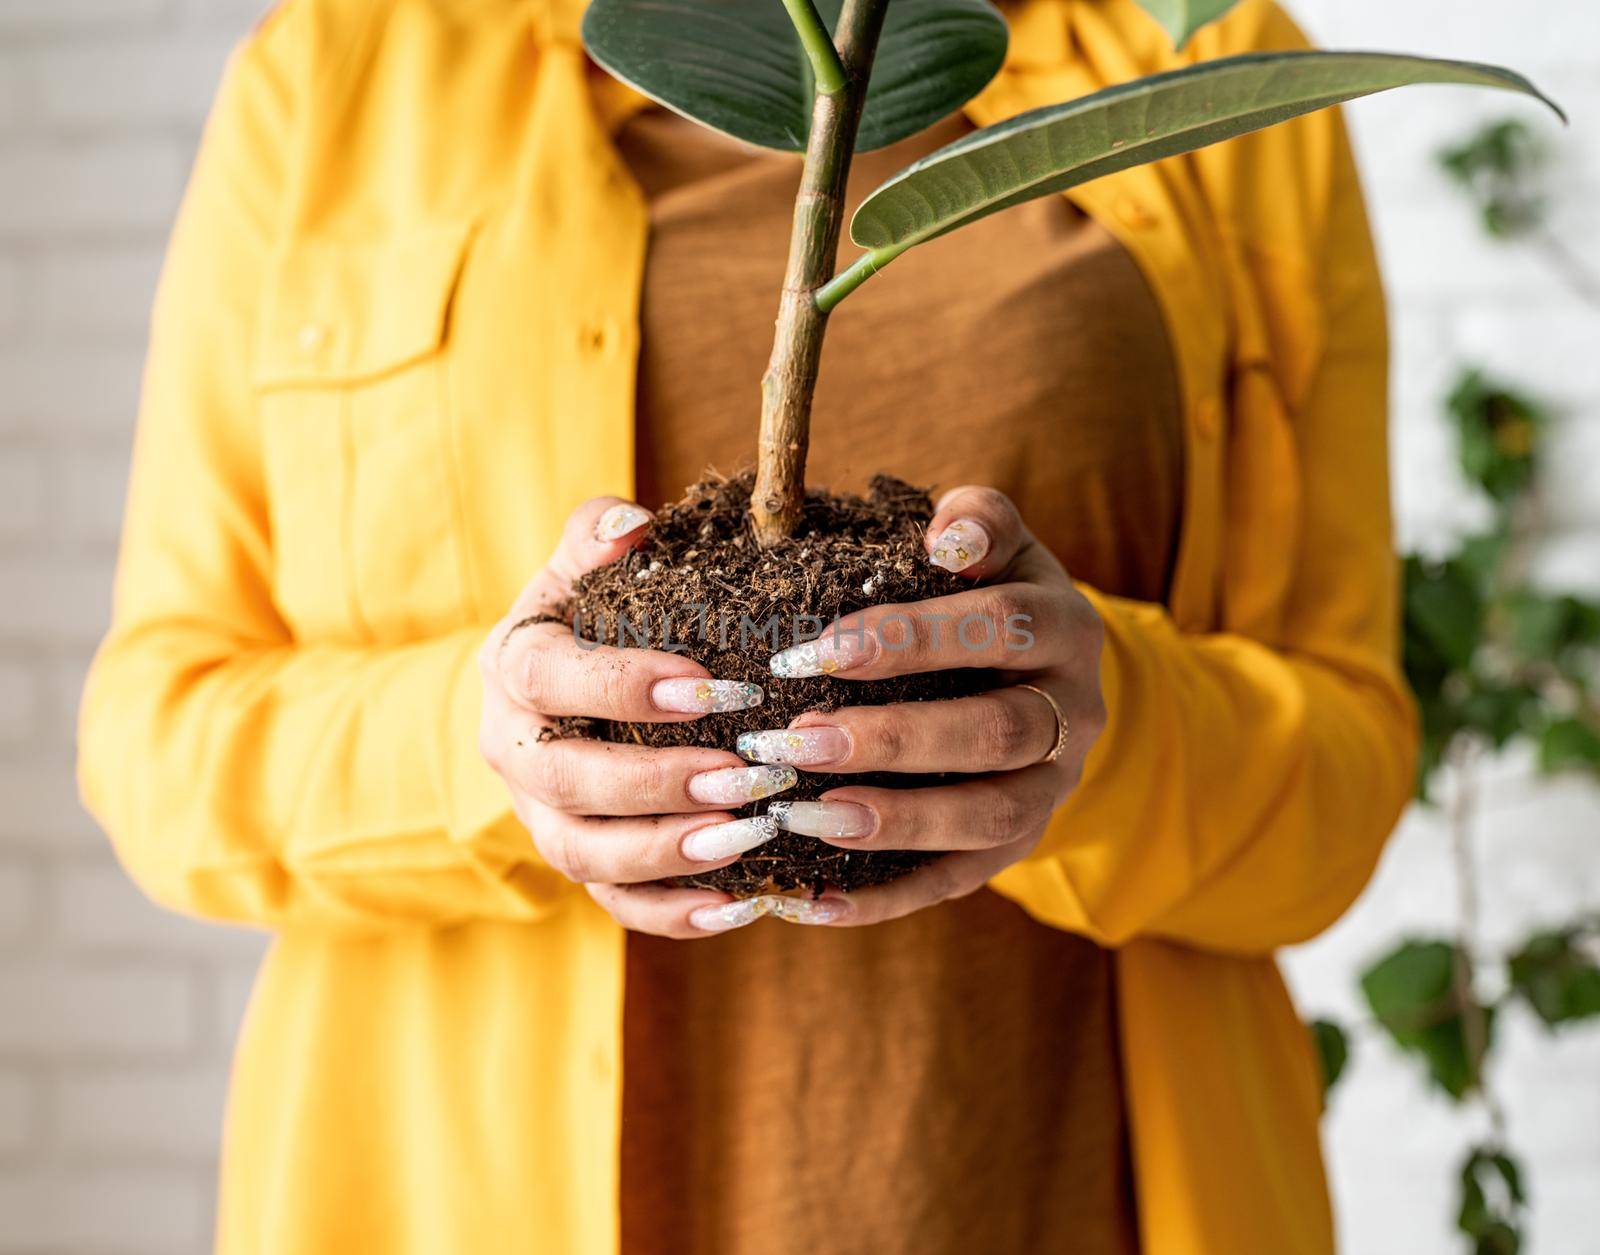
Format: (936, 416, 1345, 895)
(690, 895, 850, 932)
(682, 815, 779, 863)
(651, 678, 764, 714)
(769, 624, 878, 679)
(594, 503, 651, 542)
(929, 519, 989, 573)
(736, 727, 849, 767)
(687, 764, 797, 805)
(767, 799, 876, 839)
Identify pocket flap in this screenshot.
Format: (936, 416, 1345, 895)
(256, 220, 474, 388)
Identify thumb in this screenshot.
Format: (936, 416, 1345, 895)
(515, 496, 653, 620)
(925, 486, 1030, 581)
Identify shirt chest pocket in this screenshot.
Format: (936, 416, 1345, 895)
(254, 223, 476, 644)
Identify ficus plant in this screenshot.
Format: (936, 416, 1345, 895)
(565, 1, 1564, 899)
(579, 0, 1562, 544)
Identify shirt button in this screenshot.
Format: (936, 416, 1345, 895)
(1194, 396, 1221, 440)
(297, 321, 328, 354)
(1114, 198, 1158, 231)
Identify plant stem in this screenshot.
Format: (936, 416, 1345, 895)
(814, 243, 905, 313)
(1448, 737, 1508, 1144)
(750, 0, 890, 545)
(781, 0, 848, 96)
(1532, 228, 1600, 310)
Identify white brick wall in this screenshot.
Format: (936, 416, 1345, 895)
(0, 2, 1594, 1253)
(1286, 4, 1600, 1253)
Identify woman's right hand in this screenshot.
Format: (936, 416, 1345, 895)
(477, 497, 840, 937)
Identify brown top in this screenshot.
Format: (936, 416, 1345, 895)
(616, 107, 1183, 1255)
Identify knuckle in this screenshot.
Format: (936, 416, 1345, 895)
(527, 746, 583, 811)
(855, 711, 907, 767)
(517, 642, 552, 709)
(551, 825, 597, 884)
(983, 587, 1030, 637)
(967, 486, 1016, 522)
(978, 697, 1035, 766)
(981, 785, 1026, 845)
(629, 753, 675, 807)
(595, 661, 634, 718)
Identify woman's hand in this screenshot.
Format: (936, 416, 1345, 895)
(478, 497, 843, 938)
(747, 485, 1107, 928)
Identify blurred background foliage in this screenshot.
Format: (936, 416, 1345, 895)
(1309, 117, 1600, 1255)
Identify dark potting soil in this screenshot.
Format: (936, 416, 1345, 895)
(552, 471, 990, 897)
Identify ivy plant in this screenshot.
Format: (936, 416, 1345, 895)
(1310, 117, 1600, 1255)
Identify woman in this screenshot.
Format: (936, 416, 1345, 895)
(79, 0, 1416, 1250)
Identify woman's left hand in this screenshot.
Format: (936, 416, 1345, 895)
(746, 485, 1108, 927)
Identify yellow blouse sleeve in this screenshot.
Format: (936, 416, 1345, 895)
(994, 5, 1418, 954)
(77, 13, 568, 932)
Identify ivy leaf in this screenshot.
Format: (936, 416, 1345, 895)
(1439, 118, 1549, 241)
(1538, 717, 1600, 773)
(1508, 928, 1600, 1026)
(1501, 590, 1600, 658)
(1448, 370, 1544, 506)
(1130, 0, 1240, 48)
(1361, 940, 1491, 1100)
(1458, 1144, 1526, 1255)
(1459, 678, 1540, 751)
(1405, 553, 1486, 675)
(1456, 531, 1510, 588)
(1308, 1018, 1350, 1096)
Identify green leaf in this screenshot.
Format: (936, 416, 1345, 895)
(1308, 1018, 1349, 1096)
(580, 0, 1009, 153)
(1448, 370, 1544, 506)
(1405, 553, 1486, 675)
(1458, 1145, 1526, 1254)
(1361, 939, 1492, 1100)
(1501, 589, 1600, 659)
(1538, 717, 1600, 773)
(1439, 118, 1549, 241)
(1131, 0, 1240, 49)
(1508, 928, 1600, 1026)
(826, 51, 1562, 303)
(1458, 678, 1539, 751)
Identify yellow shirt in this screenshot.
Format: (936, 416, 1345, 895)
(78, 1, 1417, 1252)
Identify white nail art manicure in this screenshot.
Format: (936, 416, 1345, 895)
(595, 503, 651, 542)
(690, 899, 768, 932)
(767, 799, 876, 838)
(769, 624, 877, 679)
(736, 727, 849, 766)
(690, 895, 849, 932)
(682, 816, 779, 863)
(652, 678, 764, 714)
(929, 519, 990, 573)
(687, 764, 797, 805)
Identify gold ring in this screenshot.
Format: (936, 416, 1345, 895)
(1013, 683, 1068, 765)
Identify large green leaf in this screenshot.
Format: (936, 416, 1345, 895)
(826, 51, 1561, 304)
(1131, 0, 1240, 49)
(580, 0, 1008, 153)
